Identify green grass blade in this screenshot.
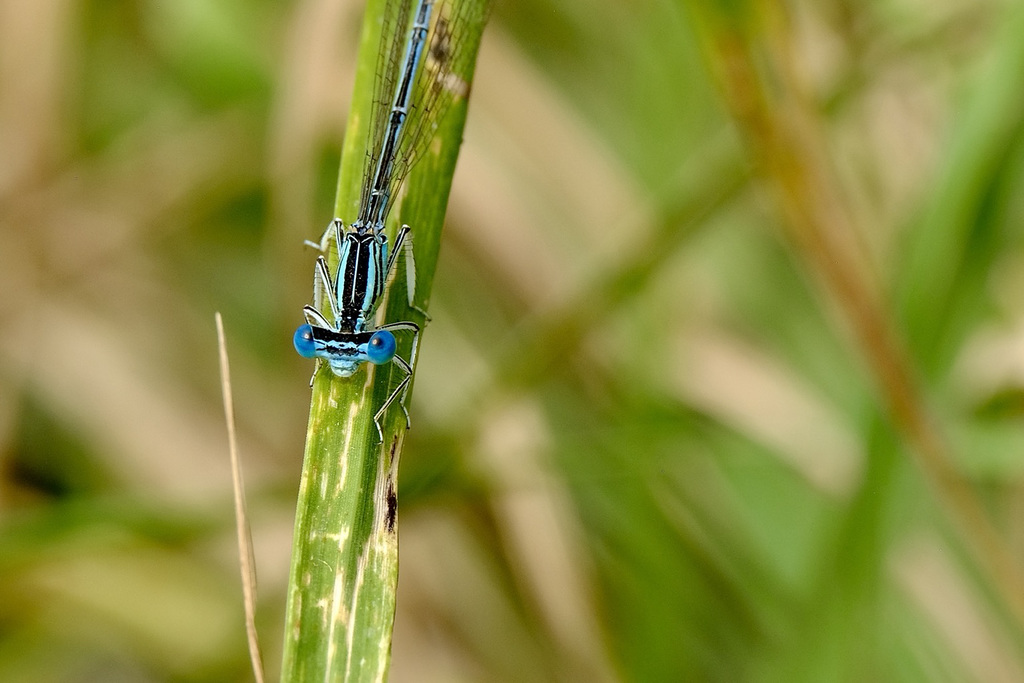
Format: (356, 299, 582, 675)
(279, 1, 489, 681)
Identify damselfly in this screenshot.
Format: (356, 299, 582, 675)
(293, 0, 481, 440)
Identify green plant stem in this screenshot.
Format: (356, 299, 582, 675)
(279, 1, 488, 681)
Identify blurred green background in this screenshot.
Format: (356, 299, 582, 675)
(3, 0, 1024, 681)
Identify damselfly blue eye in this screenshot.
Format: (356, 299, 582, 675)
(366, 330, 397, 364)
(293, 324, 318, 358)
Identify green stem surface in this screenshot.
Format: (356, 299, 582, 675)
(280, 1, 488, 681)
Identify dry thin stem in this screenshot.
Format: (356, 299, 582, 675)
(216, 312, 266, 683)
(699, 6, 1024, 627)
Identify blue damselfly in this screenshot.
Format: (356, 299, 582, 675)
(293, 0, 480, 440)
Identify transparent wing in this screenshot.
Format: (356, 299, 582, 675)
(386, 0, 489, 209)
(359, 0, 416, 216)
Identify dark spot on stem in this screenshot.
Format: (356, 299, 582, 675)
(385, 436, 398, 533)
(386, 482, 397, 533)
